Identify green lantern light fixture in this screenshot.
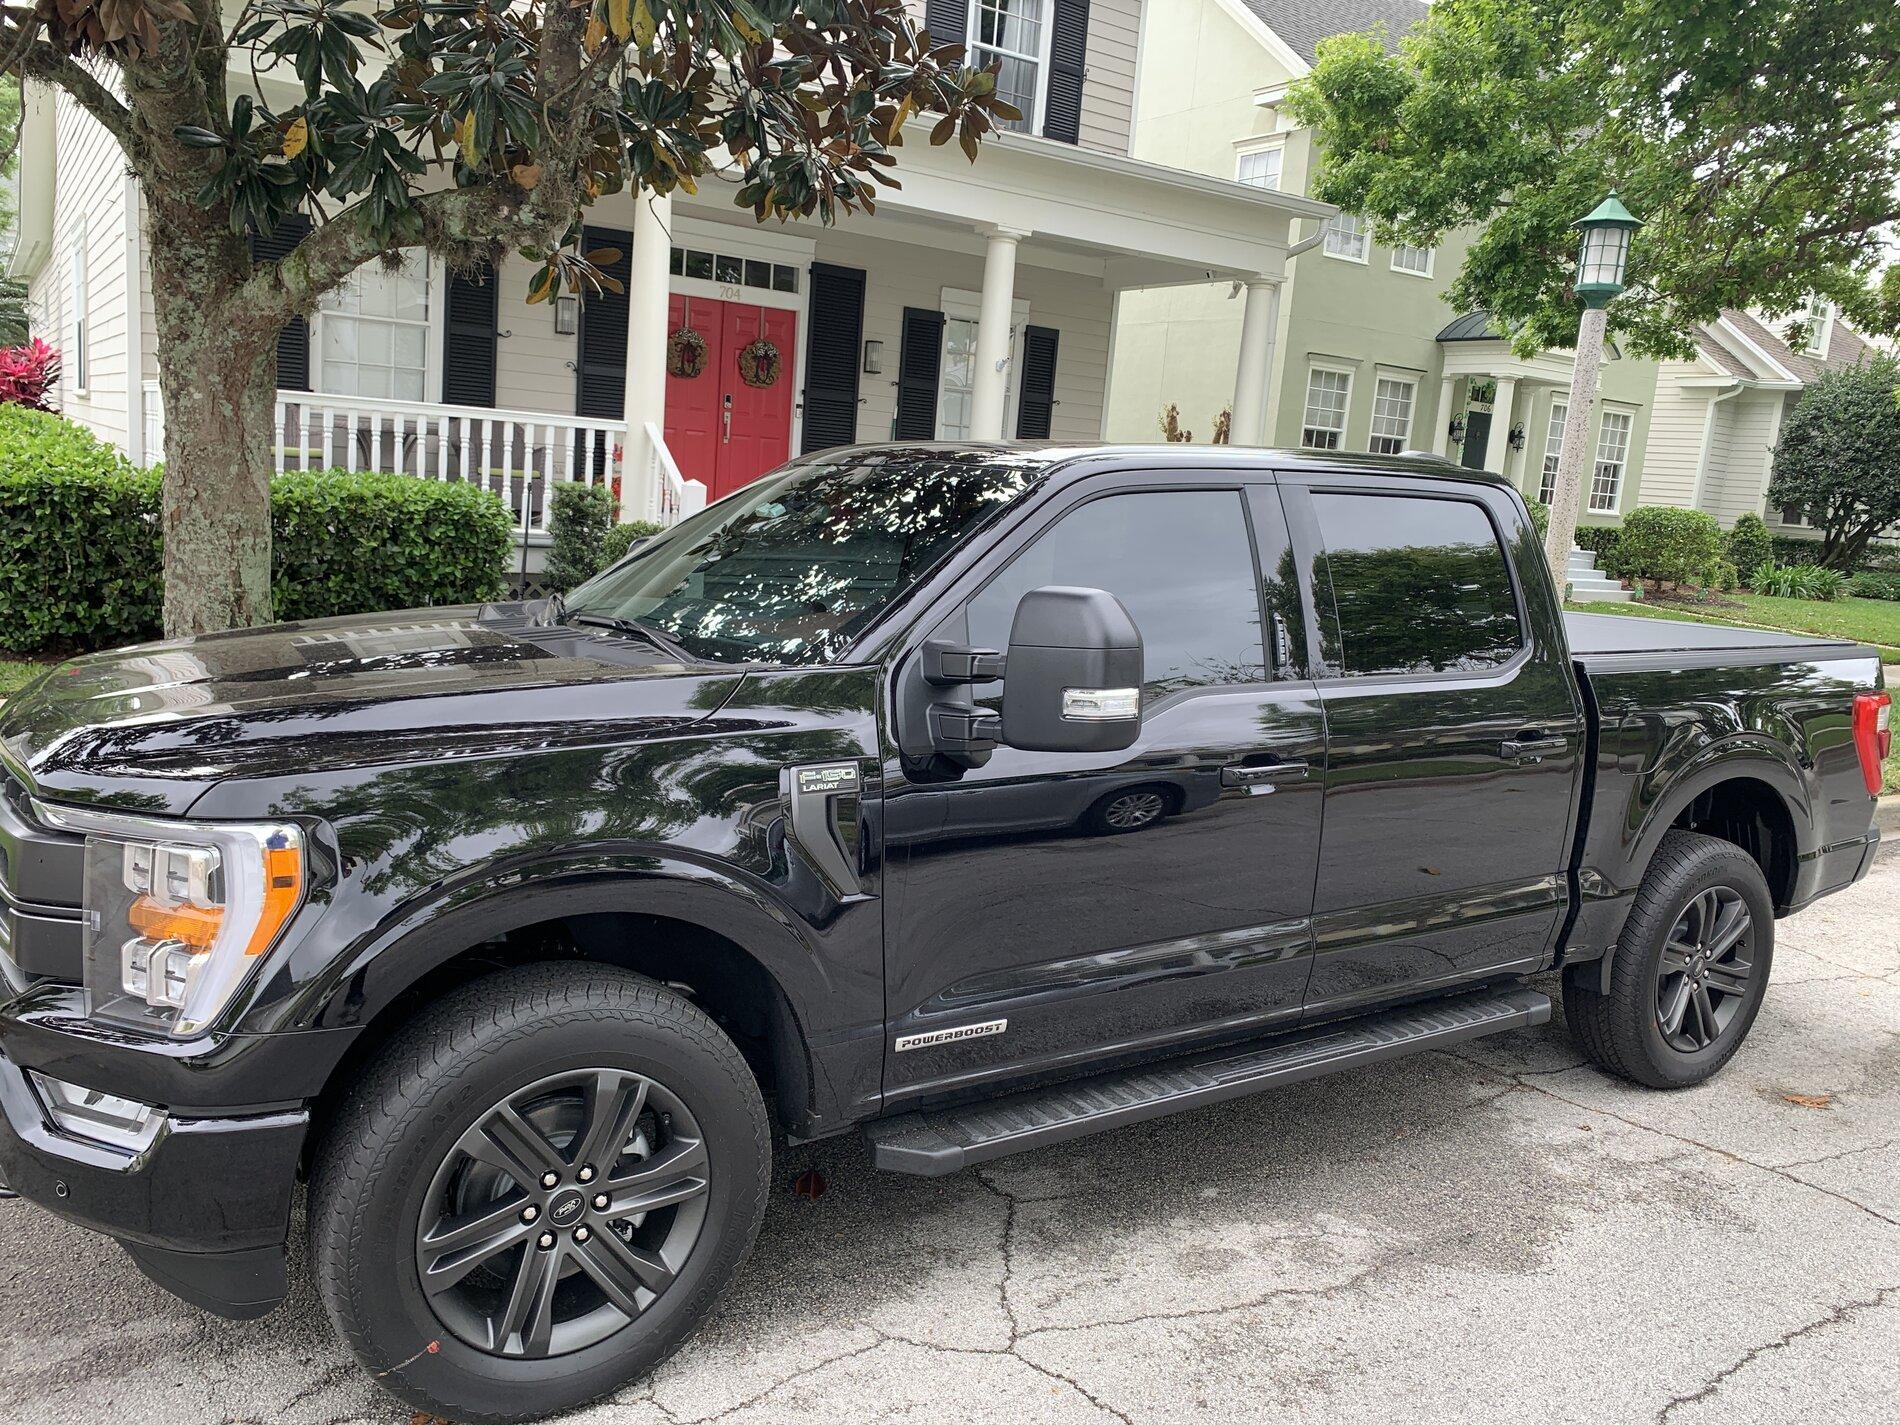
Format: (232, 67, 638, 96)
(1573, 192, 1642, 309)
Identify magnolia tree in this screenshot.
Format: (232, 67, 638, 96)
(1767, 356, 1900, 571)
(6, 0, 1014, 636)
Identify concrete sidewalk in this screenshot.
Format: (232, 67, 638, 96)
(2, 853, 1896, 1425)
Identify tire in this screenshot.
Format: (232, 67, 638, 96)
(1563, 830, 1775, 1089)
(1082, 783, 1173, 835)
(310, 962, 771, 1424)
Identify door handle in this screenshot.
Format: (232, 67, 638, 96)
(1499, 735, 1568, 764)
(1221, 760, 1309, 788)
(722, 408, 731, 443)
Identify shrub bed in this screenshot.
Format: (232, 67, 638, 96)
(1615, 507, 1724, 589)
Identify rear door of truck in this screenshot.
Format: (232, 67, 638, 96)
(1277, 469, 1588, 1018)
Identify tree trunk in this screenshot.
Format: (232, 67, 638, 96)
(144, 200, 281, 640)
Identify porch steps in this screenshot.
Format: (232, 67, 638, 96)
(1565, 548, 1634, 604)
(865, 986, 1552, 1176)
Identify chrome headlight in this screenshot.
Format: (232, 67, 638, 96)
(38, 804, 306, 1038)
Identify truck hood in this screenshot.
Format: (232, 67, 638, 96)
(0, 605, 748, 815)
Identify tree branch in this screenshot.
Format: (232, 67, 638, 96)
(11, 35, 140, 157)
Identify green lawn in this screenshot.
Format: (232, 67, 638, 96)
(1566, 593, 1900, 662)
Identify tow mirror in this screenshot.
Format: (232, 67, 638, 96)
(1001, 586, 1143, 753)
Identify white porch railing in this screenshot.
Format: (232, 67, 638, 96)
(644, 421, 707, 526)
(142, 381, 647, 536)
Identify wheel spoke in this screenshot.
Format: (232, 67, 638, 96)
(1659, 978, 1693, 1037)
(573, 1070, 649, 1174)
(596, 1226, 678, 1295)
(495, 1241, 564, 1357)
(1703, 962, 1750, 997)
(466, 1104, 568, 1188)
(1660, 940, 1697, 975)
(570, 1230, 662, 1317)
(1705, 897, 1751, 959)
(1690, 986, 1718, 1047)
(418, 1200, 535, 1295)
(608, 1134, 709, 1194)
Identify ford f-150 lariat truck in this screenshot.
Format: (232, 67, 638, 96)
(0, 446, 1887, 1422)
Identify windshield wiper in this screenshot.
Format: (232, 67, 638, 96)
(562, 612, 696, 662)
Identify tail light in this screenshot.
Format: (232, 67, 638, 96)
(1852, 692, 1892, 796)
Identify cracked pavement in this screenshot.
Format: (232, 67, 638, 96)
(3, 850, 1897, 1425)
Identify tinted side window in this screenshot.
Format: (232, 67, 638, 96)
(1312, 492, 1523, 677)
(968, 490, 1266, 697)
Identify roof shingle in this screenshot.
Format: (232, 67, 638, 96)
(1236, 0, 1429, 65)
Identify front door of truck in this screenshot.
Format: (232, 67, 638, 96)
(1279, 474, 1585, 1017)
(880, 477, 1327, 1105)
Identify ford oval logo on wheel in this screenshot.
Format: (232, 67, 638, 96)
(548, 1189, 586, 1226)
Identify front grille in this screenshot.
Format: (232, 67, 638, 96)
(0, 772, 85, 985)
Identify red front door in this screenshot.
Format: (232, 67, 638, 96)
(662, 296, 798, 502)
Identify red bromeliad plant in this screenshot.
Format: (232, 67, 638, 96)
(0, 340, 61, 412)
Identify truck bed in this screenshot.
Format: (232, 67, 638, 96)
(1563, 611, 1875, 673)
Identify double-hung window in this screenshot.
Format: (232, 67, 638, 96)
(1301, 367, 1352, 450)
(1368, 376, 1416, 455)
(1322, 214, 1368, 262)
(69, 221, 90, 393)
(317, 254, 432, 401)
(1538, 401, 1567, 505)
(1235, 145, 1284, 190)
(1589, 410, 1632, 513)
(1390, 244, 1433, 277)
(971, 0, 1050, 133)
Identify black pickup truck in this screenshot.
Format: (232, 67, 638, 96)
(0, 446, 1887, 1422)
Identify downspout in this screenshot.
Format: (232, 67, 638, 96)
(1286, 219, 1327, 259)
(1687, 379, 1742, 515)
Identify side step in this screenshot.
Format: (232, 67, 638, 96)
(866, 986, 1550, 1176)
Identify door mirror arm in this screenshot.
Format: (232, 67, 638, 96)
(897, 640, 1007, 772)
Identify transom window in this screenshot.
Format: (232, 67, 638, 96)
(1302, 368, 1352, 449)
(972, 0, 1049, 133)
(1323, 214, 1368, 262)
(669, 247, 798, 293)
(1236, 146, 1284, 190)
(318, 254, 430, 401)
(1390, 244, 1433, 277)
(1589, 410, 1633, 513)
(1538, 401, 1567, 505)
(1368, 376, 1416, 455)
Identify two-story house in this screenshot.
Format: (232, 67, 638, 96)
(9, 0, 1329, 539)
(1104, 0, 1660, 539)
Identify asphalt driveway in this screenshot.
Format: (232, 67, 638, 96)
(3, 851, 1896, 1425)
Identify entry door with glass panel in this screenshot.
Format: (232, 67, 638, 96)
(881, 478, 1328, 1102)
(1282, 476, 1585, 1018)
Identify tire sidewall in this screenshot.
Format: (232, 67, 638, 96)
(317, 977, 768, 1422)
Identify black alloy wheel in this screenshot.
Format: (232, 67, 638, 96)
(1654, 887, 1755, 1053)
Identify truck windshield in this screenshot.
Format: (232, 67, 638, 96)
(562, 452, 1035, 665)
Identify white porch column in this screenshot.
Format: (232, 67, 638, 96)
(970, 226, 1028, 441)
(1431, 376, 1458, 456)
(1482, 376, 1518, 474)
(1229, 278, 1280, 446)
(620, 188, 673, 522)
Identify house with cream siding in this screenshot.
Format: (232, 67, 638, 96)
(1104, 0, 1659, 535)
(8, 0, 1329, 547)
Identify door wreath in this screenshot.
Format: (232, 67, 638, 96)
(667, 326, 707, 379)
(737, 336, 781, 388)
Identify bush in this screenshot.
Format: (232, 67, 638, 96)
(1526, 502, 1549, 542)
(1846, 570, 1900, 601)
(601, 520, 663, 568)
(544, 481, 615, 593)
(1573, 523, 1623, 574)
(1615, 507, 1724, 586)
(1, 408, 513, 653)
(1751, 561, 1845, 601)
(1702, 558, 1739, 594)
(0, 340, 61, 411)
(1726, 514, 1772, 581)
(0, 407, 161, 653)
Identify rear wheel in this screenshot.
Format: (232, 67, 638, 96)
(311, 963, 770, 1423)
(1083, 784, 1172, 835)
(1563, 830, 1774, 1088)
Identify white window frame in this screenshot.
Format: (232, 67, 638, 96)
(936, 287, 1030, 441)
(1390, 243, 1434, 278)
(1301, 364, 1353, 450)
(1322, 214, 1368, 264)
(968, 0, 1054, 136)
(1367, 373, 1417, 455)
(1538, 400, 1567, 506)
(1233, 139, 1286, 192)
(310, 251, 443, 403)
(1589, 409, 1633, 513)
(69, 219, 89, 395)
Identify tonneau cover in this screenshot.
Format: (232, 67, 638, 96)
(1564, 610, 1873, 671)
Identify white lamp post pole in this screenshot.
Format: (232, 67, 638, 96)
(1543, 193, 1642, 594)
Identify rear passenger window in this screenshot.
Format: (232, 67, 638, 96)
(967, 490, 1266, 697)
(1312, 492, 1523, 677)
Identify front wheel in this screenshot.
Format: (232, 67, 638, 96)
(311, 963, 770, 1424)
(1563, 830, 1775, 1089)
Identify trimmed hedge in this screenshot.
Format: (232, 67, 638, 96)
(544, 482, 616, 594)
(601, 519, 661, 567)
(1616, 507, 1723, 586)
(1726, 514, 1773, 581)
(1846, 570, 1900, 601)
(2, 407, 512, 654)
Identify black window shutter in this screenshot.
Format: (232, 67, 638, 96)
(576, 225, 633, 419)
(924, 0, 967, 48)
(801, 262, 866, 454)
(249, 214, 314, 391)
(894, 307, 945, 441)
(1015, 324, 1060, 439)
(1045, 0, 1089, 145)
(442, 261, 499, 408)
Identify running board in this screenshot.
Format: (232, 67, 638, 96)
(866, 986, 1550, 1176)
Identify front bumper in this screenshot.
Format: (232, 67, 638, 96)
(0, 1044, 306, 1318)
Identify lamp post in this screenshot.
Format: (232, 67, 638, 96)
(1543, 193, 1642, 592)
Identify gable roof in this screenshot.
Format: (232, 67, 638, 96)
(1235, 0, 1428, 65)
(1714, 308, 1875, 385)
